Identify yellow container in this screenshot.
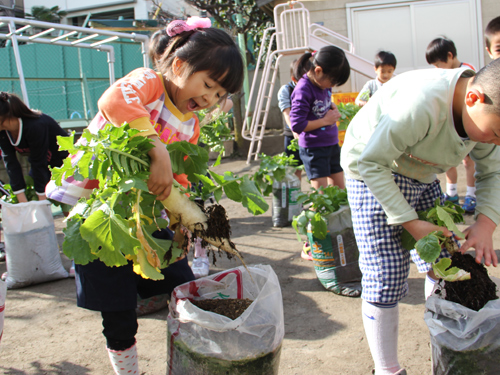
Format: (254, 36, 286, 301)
(338, 130, 346, 147)
(332, 92, 358, 105)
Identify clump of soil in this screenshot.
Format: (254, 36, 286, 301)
(441, 253, 498, 311)
(191, 298, 253, 320)
(202, 204, 237, 264)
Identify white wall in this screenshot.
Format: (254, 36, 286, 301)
(23, 0, 199, 20)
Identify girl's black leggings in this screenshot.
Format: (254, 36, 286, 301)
(101, 310, 138, 351)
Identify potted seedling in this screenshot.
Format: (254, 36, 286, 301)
(401, 199, 500, 375)
(292, 186, 362, 297)
(197, 108, 234, 159)
(252, 145, 301, 227)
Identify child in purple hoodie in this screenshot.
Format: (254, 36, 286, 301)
(290, 46, 350, 189)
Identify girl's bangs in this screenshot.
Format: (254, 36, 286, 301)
(206, 48, 244, 94)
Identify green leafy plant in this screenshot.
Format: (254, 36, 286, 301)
(337, 102, 362, 131)
(292, 186, 349, 241)
(0, 176, 38, 203)
(252, 151, 298, 196)
(401, 199, 470, 281)
(198, 108, 233, 154)
(52, 124, 268, 280)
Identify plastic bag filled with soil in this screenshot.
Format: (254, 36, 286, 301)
(307, 206, 362, 297)
(425, 276, 500, 375)
(0, 200, 68, 289)
(167, 264, 284, 375)
(272, 167, 301, 227)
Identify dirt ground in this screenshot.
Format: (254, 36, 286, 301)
(1, 159, 500, 375)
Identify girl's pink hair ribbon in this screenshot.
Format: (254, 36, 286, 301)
(166, 16, 212, 37)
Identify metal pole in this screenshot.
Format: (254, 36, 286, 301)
(107, 49, 116, 85)
(8, 20, 29, 106)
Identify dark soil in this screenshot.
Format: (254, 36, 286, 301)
(204, 204, 237, 262)
(191, 298, 253, 320)
(441, 253, 498, 311)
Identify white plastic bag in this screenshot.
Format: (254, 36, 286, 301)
(167, 264, 284, 375)
(1, 200, 68, 289)
(0, 278, 5, 343)
(424, 277, 500, 375)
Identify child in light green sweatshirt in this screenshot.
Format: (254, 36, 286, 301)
(341, 59, 500, 375)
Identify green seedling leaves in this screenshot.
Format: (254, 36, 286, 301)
(291, 187, 349, 241)
(240, 175, 268, 215)
(433, 258, 471, 282)
(310, 212, 328, 240)
(436, 206, 465, 239)
(414, 231, 442, 263)
(401, 199, 465, 264)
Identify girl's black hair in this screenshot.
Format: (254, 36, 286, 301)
(425, 37, 457, 64)
(0, 92, 40, 123)
(294, 46, 350, 87)
(149, 28, 169, 70)
(157, 27, 244, 95)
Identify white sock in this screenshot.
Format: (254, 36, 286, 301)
(466, 186, 476, 198)
(194, 238, 207, 258)
(362, 300, 401, 375)
(425, 275, 437, 299)
(446, 183, 457, 196)
(107, 342, 139, 375)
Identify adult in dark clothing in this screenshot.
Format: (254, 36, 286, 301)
(0, 92, 68, 202)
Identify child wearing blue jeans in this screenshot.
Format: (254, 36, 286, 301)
(341, 60, 500, 375)
(290, 46, 350, 190)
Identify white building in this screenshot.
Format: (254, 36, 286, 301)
(23, 0, 199, 25)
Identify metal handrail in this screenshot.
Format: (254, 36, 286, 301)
(0, 17, 150, 107)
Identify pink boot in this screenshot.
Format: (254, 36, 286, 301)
(107, 342, 139, 375)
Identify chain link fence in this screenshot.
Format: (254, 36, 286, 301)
(0, 38, 147, 124)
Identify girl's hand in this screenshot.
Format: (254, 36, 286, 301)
(16, 192, 28, 203)
(460, 214, 498, 267)
(323, 108, 341, 126)
(402, 219, 453, 242)
(147, 136, 174, 201)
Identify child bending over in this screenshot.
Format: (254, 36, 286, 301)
(341, 59, 500, 375)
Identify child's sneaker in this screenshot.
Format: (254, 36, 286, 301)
(462, 195, 476, 214)
(301, 242, 313, 261)
(1, 272, 7, 281)
(191, 256, 209, 279)
(443, 193, 459, 204)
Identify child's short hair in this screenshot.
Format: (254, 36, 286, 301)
(473, 58, 500, 116)
(158, 27, 244, 95)
(294, 46, 350, 87)
(485, 16, 500, 50)
(374, 51, 397, 69)
(425, 37, 457, 64)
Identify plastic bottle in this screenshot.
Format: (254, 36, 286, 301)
(271, 167, 301, 227)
